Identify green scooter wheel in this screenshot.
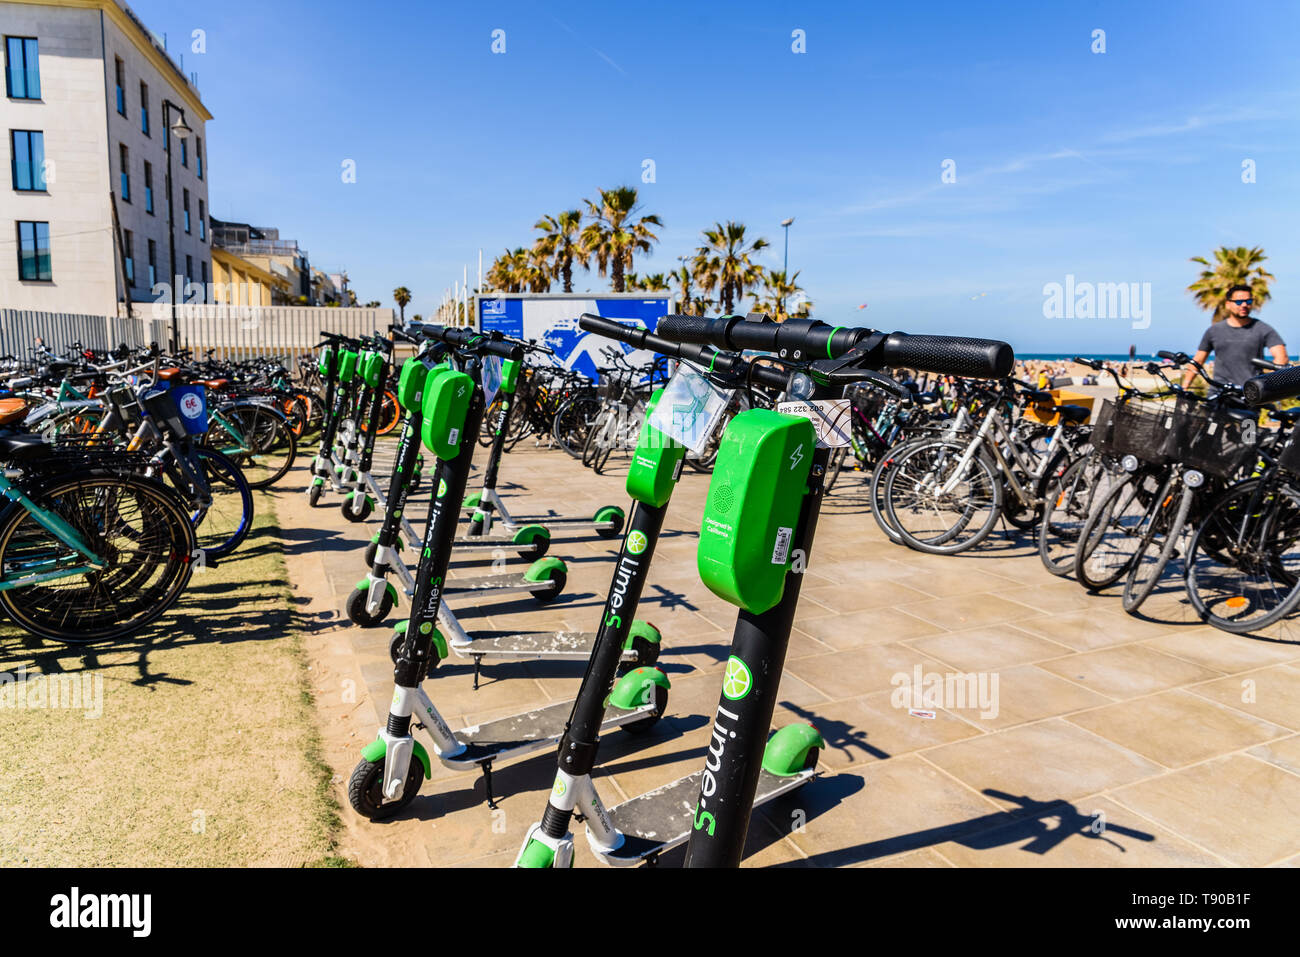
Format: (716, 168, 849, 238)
(347, 756, 423, 821)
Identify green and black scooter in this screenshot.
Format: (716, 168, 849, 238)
(307, 333, 358, 506)
(461, 351, 626, 542)
(347, 327, 670, 818)
(515, 312, 1013, 867)
(346, 325, 656, 687)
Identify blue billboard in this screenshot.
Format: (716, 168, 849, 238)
(476, 294, 671, 382)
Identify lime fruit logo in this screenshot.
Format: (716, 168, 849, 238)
(722, 656, 752, 701)
(437, 478, 448, 499)
(552, 779, 566, 797)
(627, 531, 648, 555)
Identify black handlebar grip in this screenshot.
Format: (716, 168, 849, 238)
(1244, 365, 1300, 406)
(578, 314, 652, 350)
(1157, 350, 1183, 363)
(880, 334, 1014, 379)
(653, 314, 716, 345)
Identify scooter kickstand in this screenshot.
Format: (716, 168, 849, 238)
(481, 760, 498, 810)
(473, 655, 483, 691)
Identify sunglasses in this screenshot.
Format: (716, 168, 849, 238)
(1229, 298, 1254, 306)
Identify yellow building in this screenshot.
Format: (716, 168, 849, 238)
(210, 247, 291, 306)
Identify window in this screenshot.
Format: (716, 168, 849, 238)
(5, 37, 40, 99)
(16, 220, 51, 281)
(195, 136, 202, 179)
(10, 130, 45, 191)
(185, 254, 193, 283)
(119, 144, 130, 201)
(144, 161, 153, 213)
(123, 229, 134, 285)
(114, 57, 125, 116)
(183, 188, 190, 233)
(198, 199, 205, 240)
(148, 239, 157, 287)
(140, 82, 149, 136)
(180, 138, 187, 168)
(200, 260, 208, 290)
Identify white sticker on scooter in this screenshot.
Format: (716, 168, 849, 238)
(777, 399, 852, 449)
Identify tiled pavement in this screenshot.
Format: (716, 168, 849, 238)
(278, 441, 1300, 867)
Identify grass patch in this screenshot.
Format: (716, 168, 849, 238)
(0, 489, 343, 867)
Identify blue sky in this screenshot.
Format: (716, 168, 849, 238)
(131, 0, 1300, 353)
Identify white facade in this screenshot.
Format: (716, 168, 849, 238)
(0, 0, 212, 315)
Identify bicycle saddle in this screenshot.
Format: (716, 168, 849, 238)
(1057, 404, 1091, 424)
(0, 397, 29, 427)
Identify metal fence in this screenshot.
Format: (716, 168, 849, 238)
(1, 306, 395, 367)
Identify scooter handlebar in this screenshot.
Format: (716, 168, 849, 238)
(1244, 364, 1300, 407)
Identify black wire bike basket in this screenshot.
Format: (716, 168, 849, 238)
(1168, 396, 1259, 480)
(1090, 398, 1177, 465)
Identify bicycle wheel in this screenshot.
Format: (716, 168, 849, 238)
(212, 403, 297, 489)
(0, 473, 196, 643)
(824, 447, 848, 493)
(1074, 473, 1159, 590)
(883, 439, 1002, 555)
(1122, 481, 1194, 613)
(869, 449, 906, 543)
(553, 395, 601, 458)
(374, 390, 402, 436)
(1037, 449, 1119, 576)
(1185, 478, 1300, 632)
(582, 410, 611, 469)
(160, 446, 255, 559)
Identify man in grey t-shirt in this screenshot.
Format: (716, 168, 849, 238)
(1183, 285, 1287, 387)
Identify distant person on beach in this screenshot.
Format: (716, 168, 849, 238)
(1184, 285, 1287, 387)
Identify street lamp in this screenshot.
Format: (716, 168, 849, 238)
(780, 218, 794, 317)
(162, 101, 191, 351)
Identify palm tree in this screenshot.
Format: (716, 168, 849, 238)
(393, 286, 412, 323)
(580, 186, 662, 292)
(534, 210, 587, 292)
(639, 273, 671, 292)
(751, 269, 809, 321)
(693, 221, 769, 314)
(1188, 246, 1275, 322)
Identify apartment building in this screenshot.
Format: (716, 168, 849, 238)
(0, 0, 212, 315)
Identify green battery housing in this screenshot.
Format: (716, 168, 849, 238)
(625, 389, 686, 508)
(421, 368, 473, 460)
(337, 349, 359, 384)
(397, 358, 442, 411)
(500, 358, 521, 395)
(359, 351, 385, 389)
(697, 409, 815, 614)
(318, 345, 335, 378)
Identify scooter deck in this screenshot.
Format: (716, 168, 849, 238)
(451, 535, 545, 554)
(598, 767, 816, 864)
(445, 700, 648, 767)
(444, 573, 559, 596)
(463, 510, 619, 531)
(450, 631, 637, 661)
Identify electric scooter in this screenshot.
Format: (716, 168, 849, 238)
(346, 325, 655, 687)
(515, 312, 1013, 867)
(307, 333, 356, 506)
(348, 326, 670, 819)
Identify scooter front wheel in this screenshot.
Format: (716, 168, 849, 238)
(346, 586, 393, 628)
(348, 757, 423, 821)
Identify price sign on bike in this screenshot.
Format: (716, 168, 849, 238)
(777, 398, 852, 448)
(648, 363, 732, 455)
(480, 355, 503, 408)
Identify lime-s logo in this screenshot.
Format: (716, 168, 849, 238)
(552, 778, 566, 797)
(627, 531, 648, 555)
(437, 479, 448, 498)
(722, 656, 752, 701)
(693, 805, 716, 835)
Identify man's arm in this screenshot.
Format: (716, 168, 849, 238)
(1183, 349, 1210, 386)
(1270, 343, 1289, 367)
